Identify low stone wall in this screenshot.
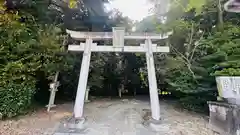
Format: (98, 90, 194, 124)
(208, 101, 240, 135)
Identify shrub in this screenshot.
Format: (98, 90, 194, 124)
(179, 92, 216, 113)
(0, 8, 66, 118)
(0, 82, 35, 118)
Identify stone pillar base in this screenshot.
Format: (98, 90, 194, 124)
(53, 116, 87, 135)
(143, 118, 170, 132)
(84, 100, 90, 103)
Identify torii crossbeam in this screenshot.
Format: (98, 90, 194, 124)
(67, 27, 170, 122)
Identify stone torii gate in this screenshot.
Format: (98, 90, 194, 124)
(67, 27, 170, 122)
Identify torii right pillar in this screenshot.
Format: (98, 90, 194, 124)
(145, 38, 161, 121)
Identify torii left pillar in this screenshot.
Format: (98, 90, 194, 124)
(74, 38, 93, 118)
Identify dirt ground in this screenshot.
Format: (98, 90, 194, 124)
(0, 97, 212, 135)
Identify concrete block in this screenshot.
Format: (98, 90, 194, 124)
(53, 117, 88, 135)
(208, 101, 240, 135)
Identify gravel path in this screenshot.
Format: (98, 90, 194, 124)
(0, 98, 212, 135)
(0, 103, 74, 135)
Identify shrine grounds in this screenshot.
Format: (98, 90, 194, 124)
(0, 96, 211, 135)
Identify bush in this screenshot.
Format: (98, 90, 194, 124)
(179, 93, 215, 113)
(0, 82, 35, 118)
(0, 9, 67, 118)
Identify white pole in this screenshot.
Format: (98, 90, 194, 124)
(47, 72, 59, 112)
(47, 90, 57, 112)
(74, 38, 93, 118)
(145, 39, 161, 121)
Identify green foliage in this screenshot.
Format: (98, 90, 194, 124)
(135, 16, 158, 32)
(200, 24, 240, 76)
(165, 0, 206, 23)
(0, 82, 35, 118)
(0, 5, 66, 117)
(150, 0, 240, 112)
(179, 93, 214, 113)
(170, 0, 206, 13)
(1, 0, 137, 118)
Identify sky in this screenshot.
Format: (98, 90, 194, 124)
(105, 0, 153, 21)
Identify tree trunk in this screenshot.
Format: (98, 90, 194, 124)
(218, 0, 224, 30)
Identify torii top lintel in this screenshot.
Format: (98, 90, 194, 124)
(66, 27, 171, 53)
(66, 27, 172, 40)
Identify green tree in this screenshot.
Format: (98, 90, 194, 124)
(146, 0, 240, 112)
(0, 1, 68, 117)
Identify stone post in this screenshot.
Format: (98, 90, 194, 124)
(85, 86, 90, 103)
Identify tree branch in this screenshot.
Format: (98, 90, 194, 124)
(186, 22, 194, 59)
(170, 44, 196, 78)
(170, 44, 188, 62)
(218, 0, 224, 30)
(189, 31, 205, 61)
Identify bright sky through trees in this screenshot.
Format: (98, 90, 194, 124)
(105, 0, 153, 21)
